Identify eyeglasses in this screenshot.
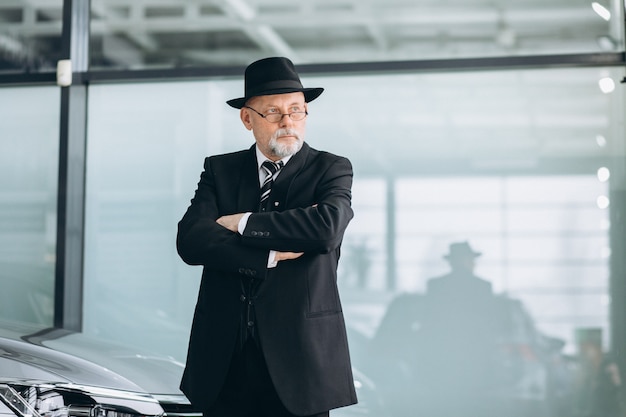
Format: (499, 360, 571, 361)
(244, 106, 308, 123)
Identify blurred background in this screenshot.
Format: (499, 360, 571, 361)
(1, 0, 625, 416)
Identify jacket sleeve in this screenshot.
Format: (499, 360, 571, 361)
(176, 157, 269, 278)
(241, 155, 354, 253)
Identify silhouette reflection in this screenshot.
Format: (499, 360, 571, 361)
(361, 241, 572, 417)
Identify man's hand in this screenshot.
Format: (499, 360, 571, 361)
(216, 213, 245, 233)
(274, 251, 304, 262)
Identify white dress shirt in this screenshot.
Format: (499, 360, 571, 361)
(237, 146, 292, 267)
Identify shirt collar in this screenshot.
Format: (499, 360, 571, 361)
(255, 145, 292, 170)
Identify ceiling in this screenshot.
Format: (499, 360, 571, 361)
(0, 0, 622, 71)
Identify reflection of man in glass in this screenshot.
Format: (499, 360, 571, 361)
(368, 241, 509, 416)
(426, 241, 492, 298)
(419, 241, 498, 416)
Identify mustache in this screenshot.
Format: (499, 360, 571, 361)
(272, 128, 301, 141)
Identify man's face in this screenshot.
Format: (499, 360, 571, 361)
(240, 92, 307, 161)
(450, 256, 475, 272)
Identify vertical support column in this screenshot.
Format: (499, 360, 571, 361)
(609, 5, 626, 385)
(54, 0, 90, 330)
(609, 187, 625, 392)
(386, 176, 396, 290)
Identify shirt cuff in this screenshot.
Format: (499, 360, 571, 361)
(237, 212, 252, 235)
(267, 250, 278, 268)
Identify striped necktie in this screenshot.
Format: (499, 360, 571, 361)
(259, 160, 283, 211)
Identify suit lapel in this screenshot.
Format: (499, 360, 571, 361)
(270, 142, 310, 210)
(237, 143, 310, 212)
(237, 145, 262, 212)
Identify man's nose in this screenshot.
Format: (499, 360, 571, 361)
(278, 114, 293, 127)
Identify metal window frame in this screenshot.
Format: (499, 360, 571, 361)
(54, 0, 90, 331)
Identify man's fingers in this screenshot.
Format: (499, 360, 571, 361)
(216, 213, 243, 232)
(275, 251, 304, 261)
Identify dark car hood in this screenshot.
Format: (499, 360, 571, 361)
(0, 321, 385, 417)
(0, 321, 184, 396)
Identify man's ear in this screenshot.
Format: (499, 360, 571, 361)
(240, 107, 253, 130)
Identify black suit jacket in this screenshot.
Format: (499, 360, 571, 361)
(177, 142, 357, 415)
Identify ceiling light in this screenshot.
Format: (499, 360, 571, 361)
(597, 167, 610, 182)
(591, 2, 611, 21)
(598, 77, 615, 93)
(597, 195, 610, 209)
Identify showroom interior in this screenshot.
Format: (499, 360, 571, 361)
(1, 0, 626, 416)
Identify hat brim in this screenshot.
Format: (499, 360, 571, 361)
(227, 87, 324, 109)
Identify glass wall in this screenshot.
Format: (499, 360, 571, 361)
(0, 2, 624, 416)
(0, 1, 64, 74)
(83, 81, 244, 359)
(83, 66, 624, 416)
(0, 86, 60, 326)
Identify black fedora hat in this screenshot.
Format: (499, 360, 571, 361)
(226, 57, 324, 109)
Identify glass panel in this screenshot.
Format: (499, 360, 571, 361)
(0, 86, 59, 326)
(0, 1, 64, 74)
(89, 0, 625, 70)
(84, 65, 624, 416)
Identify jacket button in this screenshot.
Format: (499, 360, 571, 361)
(251, 231, 258, 236)
(263, 232, 270, 237)
(238, 268, 245, 274)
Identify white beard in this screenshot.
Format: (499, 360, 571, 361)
(269, 128, 304, 158)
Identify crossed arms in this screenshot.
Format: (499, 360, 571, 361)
(176, 153, 353, 276)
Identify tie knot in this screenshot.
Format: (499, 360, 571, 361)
(261, 160, 283, 177)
